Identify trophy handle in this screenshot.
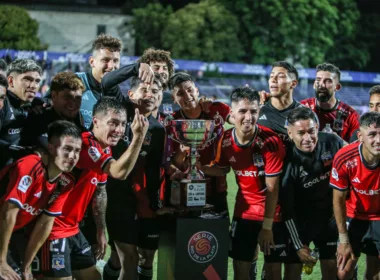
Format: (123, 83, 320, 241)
(164, 115, 174, 127)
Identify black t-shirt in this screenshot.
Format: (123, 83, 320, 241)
(257, 100, 301, 146)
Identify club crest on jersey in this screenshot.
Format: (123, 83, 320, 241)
(332, 168, 339, 181)
(321, 151, 333, 166)
(222, 137, 231, 148)
(143, 132, 152, 146)
(88, 147, 101, 162)
(58, 174, 71, 187)
(256, 137, 264, 149)
(18, 176, 32, 193)
(253, 154, 264, 167)
(52, 258, 65, 270)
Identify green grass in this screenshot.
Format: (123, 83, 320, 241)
(99, 170, 366, 279)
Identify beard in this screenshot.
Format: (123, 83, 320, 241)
(315, 89, 333, 102)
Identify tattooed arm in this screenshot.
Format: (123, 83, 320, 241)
(92, 183, 107, 260)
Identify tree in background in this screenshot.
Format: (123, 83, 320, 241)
(131, 2, 173, 55)
(218, 0, 360, 68)
(0, 5, 47, 50)
(162, 0, 243, 62)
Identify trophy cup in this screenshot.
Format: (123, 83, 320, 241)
(165, 119, 216, 209)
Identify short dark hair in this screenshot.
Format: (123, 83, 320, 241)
(92, 33, 122, 53)
(137, 48, 175, 79)
(168, 72, 194, 90)
(287, 107, 317, 126)
(0, 74, 8, 89)
(369, 85, 380, 96)
(316, 63, 341, 82)
(360, 112, 380, 128)
(230, 86, 260, 104)
(93, 96, 126, 118)
(130, 73, 164, 91)
(0, 59, 7, 72)
(48, 120, 82, 143)
(7, 59, 42, 76)
(50, 72, 85, 93)
(272, 61, 299, 81)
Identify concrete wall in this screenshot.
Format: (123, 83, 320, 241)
(27, 9, 135, 55)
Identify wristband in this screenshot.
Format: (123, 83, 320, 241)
(262, 218, 273, 230)
(339, 232, 350, 244)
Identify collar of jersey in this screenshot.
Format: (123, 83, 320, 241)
(315, 98, 340, 112)
(6, 90, 25, 108)
(359, 143, 380, 170)
(232, 126, 258, 148)
(267, 99, 299, 113)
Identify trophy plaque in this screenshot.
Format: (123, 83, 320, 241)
(165, 119, 216, 209)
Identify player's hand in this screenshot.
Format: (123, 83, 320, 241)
(20, 265, 33, 280)
(138, 63, 154, 85)
(199, 96, 212, 113)
(297, 246, 317, 267)
(131, 108, 149, 138)
(259, 91, 271, 105)
(337, 243, 356, 272)
(0, 262, 21, 280)
(94, 229, 107, 260)
(156, 207, 176, 215)
(258, 228, 275, 255)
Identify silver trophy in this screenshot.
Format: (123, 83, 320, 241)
(165, 118, 216, 208)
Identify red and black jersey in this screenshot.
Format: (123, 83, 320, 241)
(0, 155, 75, 231)
(301, 98, 360, 143)
(330, 142, 380, 220)
(212, 125, 285, 221)
(50, 132, 112, 239)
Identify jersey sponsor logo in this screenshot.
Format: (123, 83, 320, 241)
(259, 114, 267, 120)
(8, 128, 21, 135)
(18, 175, 33, 193)
(332, 168, 339, 181)
(299, 166, 309, 178)
(234, 170, 264, 177)
(279, 251, 287, 257)
(253, 154, 264, 167)
(321, 151, 333, 166)
(351, 177, 361, 183)
(22, 203, 43, 216)
(80, 108, 92, 117)
(91, 177, 98, 185)
(353, 187, 379, 196)
(345, 159, 358, 169)
(88, 146, 101, 162)
(188, 231, 218, 264)
(229, 156, 236, 163)
(147, 234, 159, 239)
(52, 257, 65, 270)
(303, 171, 330, 188)
(34, 191, 42, 198)
(256, 137, 264, 148)
(222, 138, 231, 148)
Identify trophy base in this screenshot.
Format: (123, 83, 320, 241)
(170, 179, 208, 210)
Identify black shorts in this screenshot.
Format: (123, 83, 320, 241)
(137, 218, 160, 250)
(347, 218, 380, 258)
(287, 217, 338, 263)
(40, 231, 96, 277)
(80, 202, 98, 246)
(229, 218, 288, 263)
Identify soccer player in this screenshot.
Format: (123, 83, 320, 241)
(350, 85, 380, 142)
(0, 59, 42, 167)
(0, 121, 82, 279)
(102, 72, 167, 280)
(331, 112, 380, 280)
(21, 72, 85, 151)
(301, 63, 360, 143)
(280, 107, 344, 279)
(257, 61, 301, 144)
(0, 74, 7, 111)
(200, 87, 287, 280)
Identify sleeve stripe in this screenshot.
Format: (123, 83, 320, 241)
(43, 209, 62, 216)
(101, 157, 114, 170)
(330, 183, 348, 191)
(7, 198, 23, 209)
(265, 171, 282, 177)
(334, 150, 358, 170)
(285, 219, 303, 250)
